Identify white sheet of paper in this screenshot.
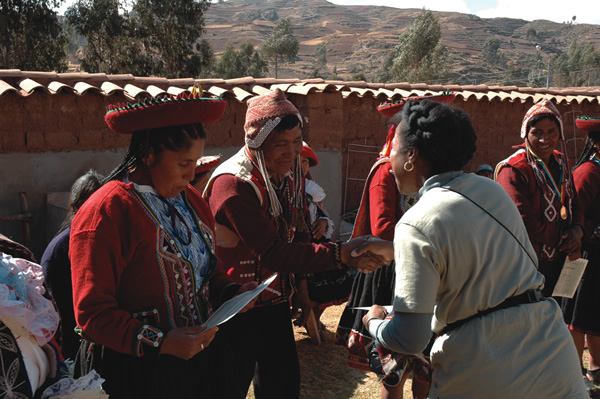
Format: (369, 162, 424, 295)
(201, 273, 277, 329)
(552, 258, 588, 298)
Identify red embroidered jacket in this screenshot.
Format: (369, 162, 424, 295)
(70, 181, 237, 356)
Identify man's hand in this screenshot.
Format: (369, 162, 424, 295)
(341, 236, 392, 273)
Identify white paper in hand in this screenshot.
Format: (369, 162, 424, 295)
(201, 273, 277, 329)
(552, 258, 588, 298)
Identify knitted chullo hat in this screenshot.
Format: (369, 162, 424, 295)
(520, 99, 564, 140)
(244, 88, 303, 148)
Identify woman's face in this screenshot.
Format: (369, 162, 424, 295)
(261, 125, 303, 182)
(389, 123, 420, 194)
(300, 155, 310, 177)
(527, 118, 560, 163)
(146, 138, 205, 198)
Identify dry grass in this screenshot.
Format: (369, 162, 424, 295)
(247, 304, 415, 399)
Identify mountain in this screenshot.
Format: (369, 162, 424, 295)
(204, 0, 600, 84)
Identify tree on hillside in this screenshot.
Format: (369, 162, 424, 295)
(376, 9, 451, 84)
(482, 38, 507, 67)
(66, 0, 214, 77)
(314, 42, 327, 68)
(0, 0, 67, 71)
(133, 0, 213, 78)
(261, 18, 299, 78)
(214, 41, 267, 79)
(549, 39, 600, 87)
(66, 0, 150, 74)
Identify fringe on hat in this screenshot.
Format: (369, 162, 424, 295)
(254, 150, 307, 240)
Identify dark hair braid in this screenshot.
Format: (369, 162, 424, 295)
(103, 124, 206, 184)
(400, 99, 477, 174)
(574, 131, 600, 169)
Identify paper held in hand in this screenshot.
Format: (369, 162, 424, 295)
(552, 257, 589, 298)
(201, 273, 277, 329)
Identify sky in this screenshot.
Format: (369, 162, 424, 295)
(328, 0, 600, 25)
(55, 0, 600, 25)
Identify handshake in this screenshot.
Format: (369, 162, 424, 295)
(339, 236, 395, 273)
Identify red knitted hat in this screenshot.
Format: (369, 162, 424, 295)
(195, 154, 222, 175)
(244, 88, 302, 148)
(105, 91, 226, 134)
(576, 116, 600, 132)
(377, 91, 456, 117)
(300, 142, 318, 167)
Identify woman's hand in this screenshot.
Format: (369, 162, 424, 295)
(362, 304, 389, 329)
(236, 281, 259, 314)
(311, 219, 328, 240)
(558, 225, 584, 260)
(341, 236, 390, 273)
(160, 325, 218, 360)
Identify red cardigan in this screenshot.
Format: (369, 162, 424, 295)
(573, 160, 600, 246)
(351, 159, 401, 241)
(70, 181, 237, 357)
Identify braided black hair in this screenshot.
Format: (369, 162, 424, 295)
(103, 124, 206, 184)
(574, 130, 600, 169)
(399, 99, 477, 174)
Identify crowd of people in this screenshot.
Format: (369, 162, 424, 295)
(0, 86, 599, 399)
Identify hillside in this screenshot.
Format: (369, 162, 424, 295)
(204, 0, 600, 84)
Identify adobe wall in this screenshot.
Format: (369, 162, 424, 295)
(1, 90, 597, 258)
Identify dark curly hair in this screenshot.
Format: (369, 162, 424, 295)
(399, 99, 477, 174)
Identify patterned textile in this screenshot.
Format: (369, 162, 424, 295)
(0, 320, 33, 398)
(244, 88, 302, 148)
(135, 184, 211, 289)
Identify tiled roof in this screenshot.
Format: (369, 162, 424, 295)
(1, 69, 599, 104)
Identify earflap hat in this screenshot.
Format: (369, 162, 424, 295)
(520, 99, 564, 140)
(244, 88, 303, 148)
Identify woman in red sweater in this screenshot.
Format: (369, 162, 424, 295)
(69, 91, 255, 398)
(561, 117, 600, 387)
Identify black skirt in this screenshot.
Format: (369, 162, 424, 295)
(561, 245, 600, 335)
(87, 329, 244, 399)
(335, 262, 395, 369)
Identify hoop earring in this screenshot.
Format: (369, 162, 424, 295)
(404, 160, 414, 172)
